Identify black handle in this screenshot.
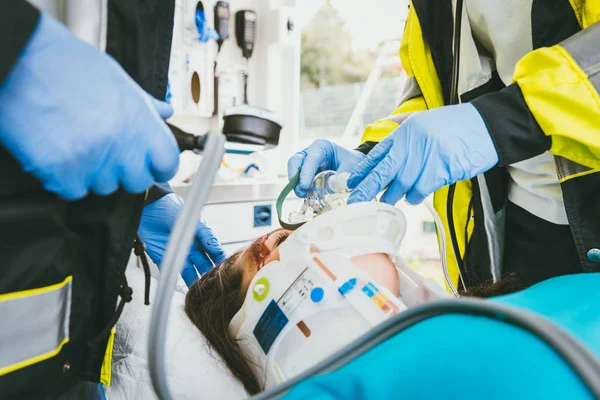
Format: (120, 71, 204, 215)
(167, 123, 208, 152)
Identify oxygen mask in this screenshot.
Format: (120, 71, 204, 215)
(289, 170, 352, 223)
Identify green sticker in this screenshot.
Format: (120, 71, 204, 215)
(253, 277, 270, 302)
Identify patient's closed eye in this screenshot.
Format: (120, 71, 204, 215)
(274, 232, 290, 247)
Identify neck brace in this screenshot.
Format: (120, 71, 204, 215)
(229, 202, 449, 389)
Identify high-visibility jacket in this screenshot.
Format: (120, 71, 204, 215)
(357, 0, 600, 288)
(0, 1, 174, 399)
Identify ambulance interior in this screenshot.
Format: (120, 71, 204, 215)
(32, 0, 600, 399)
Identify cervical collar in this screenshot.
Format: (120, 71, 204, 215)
(229, 202, 449, 389)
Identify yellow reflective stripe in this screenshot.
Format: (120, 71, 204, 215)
(0, 338, 69, 376)
(559, 168, 600, 183)
(359, 3, 436, 146)
(570, 0, 600, 29)
(584, 3, 600, 28)
(434, 181, 473, 290)
(405, 1, 468, 291)
(549, 45, 600, 169)
(0, 275, 72, 302)
(100, 328, 116, 386)
(514, 44, 600, 170)
(399, 6, 413, 78)
(144, 190, 149, 201)
(361, 119, 399, 144)
(392, 96, 427, 115)
(360, 95, 427, 144)
(406, 2, 444, 109)
(568, 0, 584, 27)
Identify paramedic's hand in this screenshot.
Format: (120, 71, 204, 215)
(139, 193, 226, 287)
(0, 14, 179, 200)
(288, 139, 365, 197)
(348, 103, 499, 205)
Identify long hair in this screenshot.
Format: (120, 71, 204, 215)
(460, 273, 522, 297)
(184, 252, 263, 394)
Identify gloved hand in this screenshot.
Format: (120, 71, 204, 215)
(287, 139, 365, 197)
(139, 193, 226, 287)
(0, 14, 179, 200)
(347, 103, 499, 205)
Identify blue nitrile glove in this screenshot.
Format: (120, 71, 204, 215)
(0, 14, 179, 200)
(195, 8, 219, 43)
(347, 103, 499, 205)
(287, 139, 365, 198)
(139, 193, 227, 287)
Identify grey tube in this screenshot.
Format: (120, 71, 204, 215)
(148, 131, 226, 400)
(252, 298, 600, 400)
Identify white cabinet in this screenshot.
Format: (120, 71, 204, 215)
(203, 197, 304, 254)
(169, 0, 216, 118)
(175, 180, 303, 255)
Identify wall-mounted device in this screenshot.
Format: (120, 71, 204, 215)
(214, 1, 230, 51)
(221, 10, 282, 155)
(254, 205, 272, 228)
(235, 10, 257, 59)
(235, 10, 257, 104)
(222, 104, 282, 154)
(213, 1, 230, 116)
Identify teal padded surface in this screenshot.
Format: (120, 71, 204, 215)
(283, 274, 600, 399)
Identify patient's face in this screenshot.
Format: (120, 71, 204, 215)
(229, 228, 399, 297)
(231, 229, 292, 291)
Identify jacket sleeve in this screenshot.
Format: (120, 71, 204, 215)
(472, 20, 600, 169)
(357, 6, 428, 154)
(0, 1, 40, 85)
(145, 183, 174, 205)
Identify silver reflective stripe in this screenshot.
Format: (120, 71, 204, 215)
(476, 175, 505, 282)
(386, 112, 414, 126)
(555, 156, 594, 181)
(561, 21, 600, 91)
(0, 277, 72, 375)
(398, 76, 422, 104)
(381, 76, 422, 126)
(100, 0, 108, 52)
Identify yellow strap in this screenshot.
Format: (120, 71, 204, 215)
(100, 328, 116, 386)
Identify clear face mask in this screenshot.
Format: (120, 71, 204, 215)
(289, 171, 352, 223)
(278, 168, 462, 296)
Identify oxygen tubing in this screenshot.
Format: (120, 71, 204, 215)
(251, 298, 600, 400)
(148, 131, 226, 400)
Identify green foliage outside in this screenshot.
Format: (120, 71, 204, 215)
(300, 2, 374, 90)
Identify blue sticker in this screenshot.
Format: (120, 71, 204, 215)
(310, 287, 325, 303)
(253, 300, 289, 354)
(362, 282, 379, 298)
(338, 278, 357, 296)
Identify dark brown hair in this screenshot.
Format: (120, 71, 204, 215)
(184, 252, 263, 394)
(461, 273, 522, 298)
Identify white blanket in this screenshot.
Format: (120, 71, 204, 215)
(106, 264, 248, 400)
